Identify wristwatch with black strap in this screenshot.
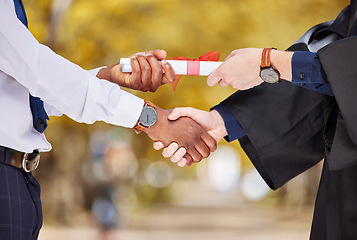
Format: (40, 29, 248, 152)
(259, 47, 281, 83)
(133, 101, 158, 132)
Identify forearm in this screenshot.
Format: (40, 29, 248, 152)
(0, 2, 143, 127)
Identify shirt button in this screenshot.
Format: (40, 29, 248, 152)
(299, 72, 305, 80)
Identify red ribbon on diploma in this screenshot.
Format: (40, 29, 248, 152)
(168, 51, 220, 91)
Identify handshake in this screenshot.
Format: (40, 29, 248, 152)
(98, 48, 278, 166)
(146, 106, 227, 167)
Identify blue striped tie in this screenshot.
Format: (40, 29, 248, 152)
(13, 0, 49, 133)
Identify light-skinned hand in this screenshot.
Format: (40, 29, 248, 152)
(206, 48, 293, 89)
(207, 48, 263, 90)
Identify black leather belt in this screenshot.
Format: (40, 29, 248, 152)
(0, 146, 40, 172)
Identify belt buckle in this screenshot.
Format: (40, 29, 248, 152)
(22, 150, 40, 172)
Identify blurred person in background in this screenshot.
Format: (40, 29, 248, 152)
(0, 0, 217, 239)
(158, 1, 357, 239)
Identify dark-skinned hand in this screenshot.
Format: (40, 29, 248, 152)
(96, 49, 176, 92)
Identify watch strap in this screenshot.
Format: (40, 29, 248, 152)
(133, 124, 147, 132)
(261, 47, 277, 68)
(145, 101, 156, 109)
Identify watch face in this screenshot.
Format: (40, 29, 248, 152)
(260, 67, 280, 83)
(139, 106, 158, 127)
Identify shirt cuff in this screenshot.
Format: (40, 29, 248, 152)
(212, 104, 246, 142)
(114, 91, 144, 128)
(85, 73, 144, 128)
(88, 66, 106, 76)
(291, 51, 334, 96)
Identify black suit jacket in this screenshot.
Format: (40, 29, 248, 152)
(219, 3, 357, 190)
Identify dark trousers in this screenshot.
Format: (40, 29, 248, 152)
(0, 147, 43, 240)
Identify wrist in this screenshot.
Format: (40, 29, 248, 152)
(270, 50, 294, 82)
(210, 110, 228, 141)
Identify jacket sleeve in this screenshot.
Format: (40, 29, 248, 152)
(318, 36, 357, 144)
(317, 36, 357, 170)
(221, 81, 325, 190)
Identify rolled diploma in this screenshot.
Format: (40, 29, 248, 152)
(120, 58, 222, 76)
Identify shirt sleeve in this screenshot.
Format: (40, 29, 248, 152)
(212, 104, 247, 142)
(0, 1, 143, 128)
(291, 51, 334, 96)
(88, 67, 105, 76)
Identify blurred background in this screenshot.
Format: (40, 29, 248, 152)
(23, 0, 348, 239)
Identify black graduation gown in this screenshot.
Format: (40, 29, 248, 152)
(218, 2, 357, 239)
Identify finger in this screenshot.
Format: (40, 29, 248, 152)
(218, 79, 229, 87)
(194, 141, 210, 159)
(207, 72, 220, 86)
(168, 107, 196, 121)
(128, 52, 145, 58)
(162, 142, 179, 158)
(201, 131, 217, 152)
(147, 49, 167, 60)
(177, 158, 187, 167)
(188, 148, 202, 163)
(168, 108, 183, 121)
(207, 63, 225, 87)
(186, 160, 194, 167)
(184, 154, 193, 166)
(145, 53, 163, 92)
(161, 60, 176, 83)
(170, 147, 187, 163)
(153, 142, 164, 150)
(136, 54, 151, 92)
(129, 57, 141, 89)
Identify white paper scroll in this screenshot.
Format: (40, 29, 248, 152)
(120, 58, 222, 76)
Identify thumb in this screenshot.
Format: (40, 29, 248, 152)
(168, 108, 181, 120)
(168, 107, 195, 121)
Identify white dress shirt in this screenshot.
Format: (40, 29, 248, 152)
(0, 0, 144, 153)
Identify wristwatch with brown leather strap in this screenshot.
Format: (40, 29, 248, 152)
(133, 101, 158, 132)
(259, 47, 281, 83)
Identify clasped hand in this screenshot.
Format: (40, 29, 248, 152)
(97, 49, 176, 92)
(153, 108, 227, 167)
(144, 107, 217, 166)
(97, 49, 218, 166)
